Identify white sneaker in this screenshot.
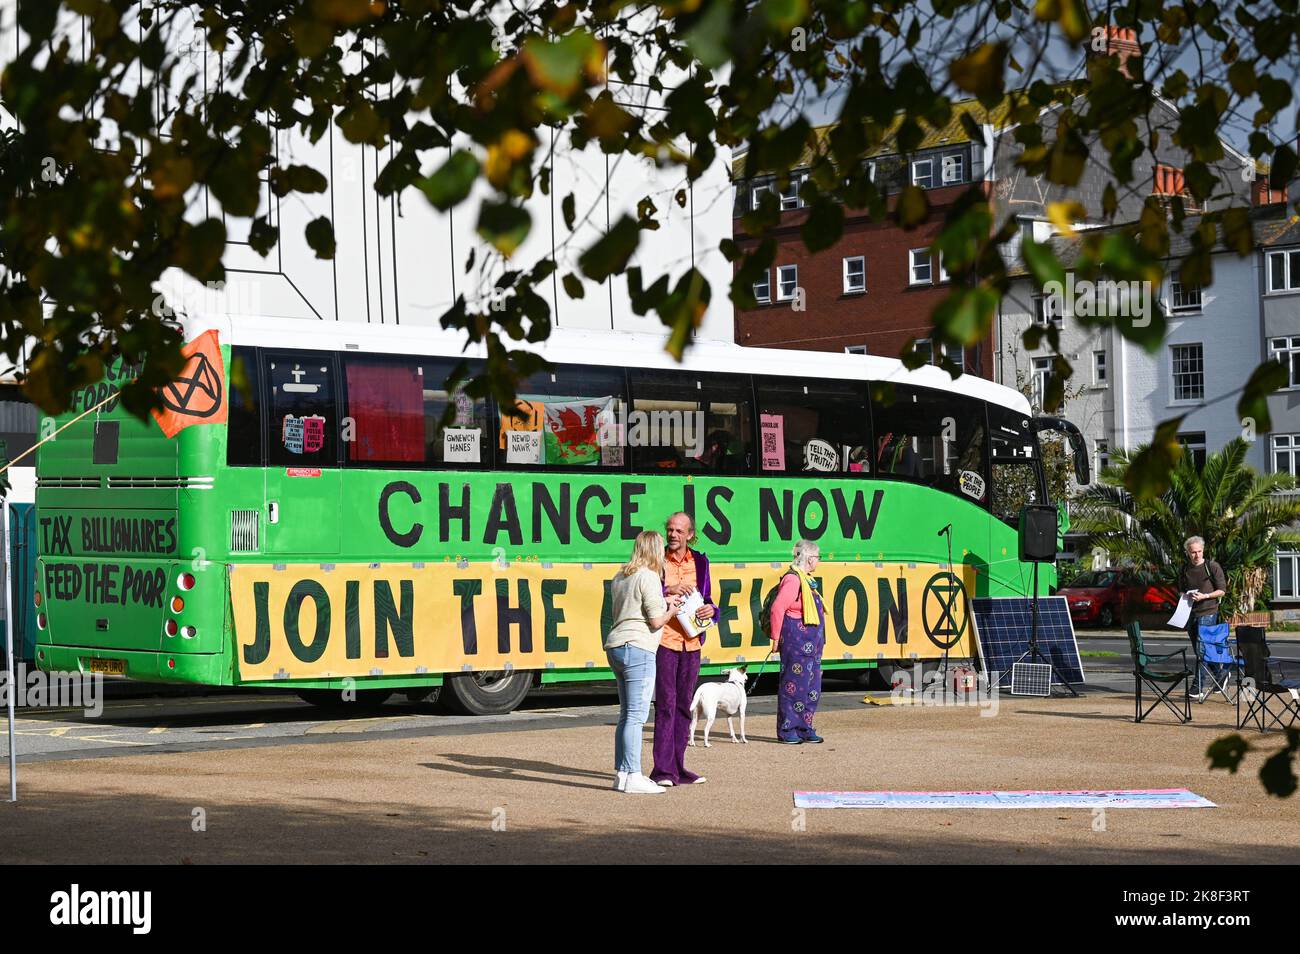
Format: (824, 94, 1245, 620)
(613, 771, 628, 791)
(623, 773, 665, 794)
(656, 778, 675, 787)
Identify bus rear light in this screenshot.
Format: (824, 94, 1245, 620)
(36, 613, 46, 630)
(178, 572, 196, 591)
(180, 626, 197, 639)
(171, 596, 185, 613)
(167, 658, 175, 670)
(164, 619, 178, 637)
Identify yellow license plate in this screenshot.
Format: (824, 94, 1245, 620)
(84, 657, 125, 676)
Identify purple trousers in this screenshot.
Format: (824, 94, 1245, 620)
(651, 646, 702, 785)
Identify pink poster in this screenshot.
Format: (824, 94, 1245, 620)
(760, 414, 785, 471)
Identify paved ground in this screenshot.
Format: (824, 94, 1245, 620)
(0, 667, 1295, 864)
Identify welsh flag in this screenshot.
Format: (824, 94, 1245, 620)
(543, 397, 614, 465)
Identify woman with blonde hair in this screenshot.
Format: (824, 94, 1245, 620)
(605, 530, 682, 794)
(767, 539, 826, 744)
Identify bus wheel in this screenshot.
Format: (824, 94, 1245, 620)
(295, 688, 393, 710)
(440, 670, 532, 716)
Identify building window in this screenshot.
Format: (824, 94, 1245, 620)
(750, 182, 774, 210)
(779, 175, 805, 211)
(753, 269, 771, 305)
(941, 342, 965, 371)
(866, 161, 876, 183)
(844, 345, 867, 355)
(938, 254, 951, 284)
(1267, 249, 1300, 293)
(1276, 551, 1300, 600)
(1269, 337, 1300, 388)
(1032, 357, 1054, 407)
(909, 249, 932, 285)
(911, 159, 934, 188)
(843, 256, 866, 294)
(1171, 344, 1204, 402)
(1033, 292, 1064, 326)
(1178, 431, 1207, 470)
(776, 264, 799, 302)
(1093, 350, 1108, 386)
(1096, 439, 1110, 476)
(1170, 281, 1203, 313)
(941, 153, 964, 184)
(1273, 434, 1300, 478)
(913, 338, 934, 365)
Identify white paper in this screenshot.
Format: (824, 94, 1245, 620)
(1167, 593, 1192, 629)
(674, 589, 714, 638)
(506, 430, 542, 464)
(443, 428, 481, 463)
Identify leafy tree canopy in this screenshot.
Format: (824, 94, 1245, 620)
(0, 0, 1298, 465)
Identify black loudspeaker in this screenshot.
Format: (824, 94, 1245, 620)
(1018, 505, 1058, 563)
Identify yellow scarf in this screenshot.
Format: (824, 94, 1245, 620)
(791, 566, 819, 625)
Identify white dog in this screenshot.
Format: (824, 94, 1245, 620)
(688, 668, 748, 747)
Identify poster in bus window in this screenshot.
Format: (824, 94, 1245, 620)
(760, 414, 785, 470)
(499, 399, 544, 449)
(282, 414, 325, 454)
(443, 428, 481, 463)
(506, 429, 543, 464)
(803, 438, 838, 472)
(543, 397, 612, 465)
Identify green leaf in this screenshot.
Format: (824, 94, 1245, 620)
(579, 215, 639, 282)
(477, 201, 532, 257)
(1237, 360, 1289, 434)
(562, 193, 577, 231)
(248, 216, 279, 257)
(418, 150, 480, 211)
(304, 217, 336, 259)
(759, 0, 808, 32)
(270, 164, 328, 197)
(562, 273, 585, 299)
(894, 185, 928, 229)
(684, 0, 731, 69)
(173, 218, 228, 282)
(521, 31, 601, 97)
(1124, 417, 1186, 501)
(801, 198, 844, 252)
(1206, 733, 1252, 773)
(949, 43, 1007, 100)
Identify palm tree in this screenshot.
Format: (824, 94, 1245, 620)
(1073, 438, 1300, 618)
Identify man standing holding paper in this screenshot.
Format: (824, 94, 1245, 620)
(1177, 536, 1227, 697)
(651, 512, 716, 787)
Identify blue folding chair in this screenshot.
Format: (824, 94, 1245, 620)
(1194, 622, 1238, 704)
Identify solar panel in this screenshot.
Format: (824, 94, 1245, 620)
(971, 596, 1085, 686)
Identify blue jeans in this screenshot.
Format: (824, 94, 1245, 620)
(607, 644, 656, 775)
(1187, 613, 1221, 694)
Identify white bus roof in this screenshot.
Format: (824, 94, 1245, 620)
(188, 314, 1032, 415)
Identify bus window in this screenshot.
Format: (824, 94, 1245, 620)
(989, 405, 1042, 527)
(227, 346, 262, 466)
(341, 354, 489, 468)
(628, 369, 754, 475)
(870, 384, 987, 504)
(265, 352, 338, 468)
(494, 365, 627, 469)
(753, 376, 870, 475)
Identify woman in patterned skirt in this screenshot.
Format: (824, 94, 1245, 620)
(767, 539, 826, 744)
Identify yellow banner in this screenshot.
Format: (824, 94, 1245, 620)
(230, 561, 976, 682)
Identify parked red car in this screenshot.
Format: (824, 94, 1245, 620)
(1058, 569, 1180, 629)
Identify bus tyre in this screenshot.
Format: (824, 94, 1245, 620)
(295, 688, 393, 710)
(440, 670, 532, 716)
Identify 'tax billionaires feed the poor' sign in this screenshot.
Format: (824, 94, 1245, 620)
(229, 561, 976, 681)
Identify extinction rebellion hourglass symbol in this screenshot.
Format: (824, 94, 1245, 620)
(922, 572, 968, 650)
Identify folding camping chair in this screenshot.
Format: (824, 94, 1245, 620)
(1126, 621, 1193, 724)
(1235, 627, 1300, 732)
(1194, 621, 1238, 704)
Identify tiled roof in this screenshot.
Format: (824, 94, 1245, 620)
(731, 96, 1017, 178)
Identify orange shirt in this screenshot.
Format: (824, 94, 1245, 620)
(661, 548, 701, 653)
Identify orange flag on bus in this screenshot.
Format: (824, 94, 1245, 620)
(152, 329, 228, 438)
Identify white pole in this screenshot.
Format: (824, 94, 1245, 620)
(3, 502, 15, 802)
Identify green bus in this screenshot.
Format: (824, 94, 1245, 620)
(34, 315, 1085, 714)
